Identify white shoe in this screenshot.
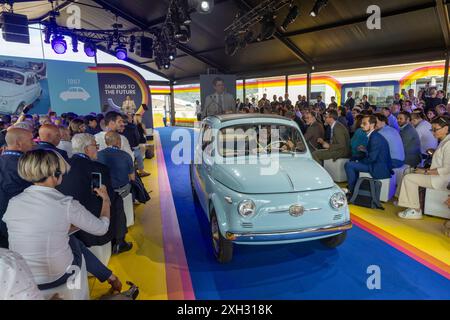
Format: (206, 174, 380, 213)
(398, 208, 423, 220)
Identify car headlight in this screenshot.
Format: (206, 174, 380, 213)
(238, 200, 256, 217)
(330, 192, 347, 210)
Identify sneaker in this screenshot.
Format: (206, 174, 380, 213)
(398, 208, 423, 220)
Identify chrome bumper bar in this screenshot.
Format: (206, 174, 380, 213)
(226, 221, 352, 242)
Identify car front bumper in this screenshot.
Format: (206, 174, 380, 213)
(225, 221, 352, 243)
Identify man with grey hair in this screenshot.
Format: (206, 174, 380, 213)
(57, 133, 131, 254)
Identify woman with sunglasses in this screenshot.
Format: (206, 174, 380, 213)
(2, 149, 122, 299)
(397, 116, 450, 224)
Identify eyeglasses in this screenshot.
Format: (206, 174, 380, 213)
(89, 143, 100, 150)
(430, 127, 445, 133)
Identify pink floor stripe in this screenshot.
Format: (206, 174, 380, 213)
(156, 133, 196, 300)
(352, 219, 450, 280)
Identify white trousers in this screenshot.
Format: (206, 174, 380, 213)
(398, 173, 434, 209)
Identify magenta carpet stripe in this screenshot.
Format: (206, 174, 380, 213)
(156, 133, 196, 300)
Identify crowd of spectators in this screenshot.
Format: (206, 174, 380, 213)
(0, 109, 150, 299)
(234, 89, 450, 233)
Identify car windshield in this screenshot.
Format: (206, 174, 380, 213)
(0, 70, 24, 85)
(217, 123, 307, 158)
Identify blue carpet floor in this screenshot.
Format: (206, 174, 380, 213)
(157, 127, 450, 299)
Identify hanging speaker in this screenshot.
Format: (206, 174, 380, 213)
(135, 36, 153, 58)
(0, 12, 30, 44)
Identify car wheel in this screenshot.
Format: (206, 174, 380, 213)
(320, 231, 347, 248)
(15, 102, 25, 115)
(190, 163, 200, 204)
(210, 210, 233, 263)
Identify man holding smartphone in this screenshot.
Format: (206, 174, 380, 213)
(57, 133, 131, 254)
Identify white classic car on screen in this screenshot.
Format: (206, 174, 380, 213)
(0, 68, 42, 114)
(59, 87, 91, 101)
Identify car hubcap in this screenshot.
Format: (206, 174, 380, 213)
(211, 216, 220, 254)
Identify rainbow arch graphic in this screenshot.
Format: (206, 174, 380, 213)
(400, 65, 449, 90)
(87, 65, 150, 107)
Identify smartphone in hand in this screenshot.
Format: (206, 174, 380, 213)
(91, 172, 102, 194)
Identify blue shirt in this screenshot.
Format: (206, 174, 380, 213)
(387, 114, 400, 131)
(97, 147, 134, 189)
(378, 125, 405, 162)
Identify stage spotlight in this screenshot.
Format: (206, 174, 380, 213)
(84, 42, 97, 57)
(71, 35, 78, 53)
(168, 47, 177, 61)
(115, 46, 128, 60)
(281, 5, 299, 31)
(164, 62, 170, 69)
(129, 35, 136, 53)
(51, 35, 67, 54)
(196, 0, 214, 14)
(225, 33, 239, 56)
(176, 25, 191, 44)
(310, 0, 328, 17)
(257, 14, 276, 41)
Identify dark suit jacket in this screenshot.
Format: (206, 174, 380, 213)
(328, 121, 351, 158)
(56, 154, 127, 247)
(0, 152, 32, 247)
(400, 124, 422, 168)
(35, 141, 69, 161)
(304, 121, 325, 150)
(357, 131, 393, 179)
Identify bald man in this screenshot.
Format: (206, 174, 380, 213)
(97, 131, 135, 190)
(35, 124, 69, 160)
(0, 128, 35, 248)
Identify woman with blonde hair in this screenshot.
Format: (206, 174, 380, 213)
(69, 118, 86, 137)
(2, 149, 122, 298)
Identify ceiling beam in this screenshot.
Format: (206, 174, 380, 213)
(435, 0, 450, 49)
(282, 1, 437, 38)
(92, 0, 228, 73)
(233, 0, 313, 66)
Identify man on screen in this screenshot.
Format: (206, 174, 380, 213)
(203, 77, 235, 118)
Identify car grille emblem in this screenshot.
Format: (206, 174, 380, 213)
(289, 205, 304, 217)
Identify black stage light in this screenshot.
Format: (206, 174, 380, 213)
(257, 13, 276, 41)
(84, 41, 97, 57)
(177, 0, 192, 25)
(176, 25, 191, 44)
(168, 47, 177, 61)
(225, 33, 239, 56)
(43, 27, 51, 44)
(281, 5, 299, 31)
(71, 34, 78, 53)
(310, 0, 328, 17)
(129, 35, 136, 53)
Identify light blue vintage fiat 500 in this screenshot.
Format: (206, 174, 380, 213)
(190, 114, 352, 263)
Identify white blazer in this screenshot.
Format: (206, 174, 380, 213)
(3, 186, 109, 285)
(430, 134, 450, 190)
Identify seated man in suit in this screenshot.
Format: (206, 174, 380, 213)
(203, 77, 236, 117)
(35, 124, 69, 161)
(56, 133, 132, 254)
(344, 115, 393, 196)
(303, 112, 325, 150)
(397, 111, 422, 168)
(312, 110, 351, 164)
(0, 128, 34, 248)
